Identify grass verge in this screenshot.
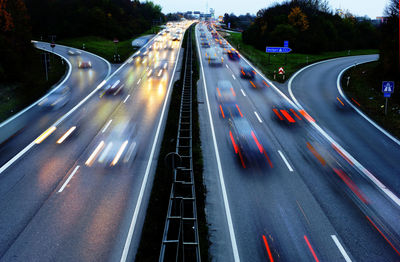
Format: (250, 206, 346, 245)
(341, 61, 400, 138)
(0, 49, 66, 122)
(222, 31, 378, 82)
(135, 24, 209, 261)
(58, 26, 162, 63)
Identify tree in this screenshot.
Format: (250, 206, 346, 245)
(381, 0, 399, 76)
(0, 0, 14, 32)
(288, 6, 309, 31)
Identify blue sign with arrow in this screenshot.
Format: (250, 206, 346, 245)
(266, 47, 292, 53)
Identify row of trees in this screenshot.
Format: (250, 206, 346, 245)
(223, 13, 255, 31)
(242, 0, 379, 53)
(380, 0, 399, 78)
(0, 0, 163, 83)
(25, 0, 163, 40)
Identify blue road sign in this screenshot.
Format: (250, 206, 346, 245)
(382, 81, 395, 93)
(284, 41, 289, 47)
(384, 92, 392, 98)
(266, 47, 292, 53)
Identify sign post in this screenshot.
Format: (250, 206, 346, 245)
(382, 81, 395, 115)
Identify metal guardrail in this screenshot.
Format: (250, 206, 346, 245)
(160, 25, 201, 262)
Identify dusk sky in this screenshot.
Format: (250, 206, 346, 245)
(151, 0, 389, 19)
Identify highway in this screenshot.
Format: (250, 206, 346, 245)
(0, 42, 111, 167)
(196, 22, 400, 262)
(0, 22, 191, 261)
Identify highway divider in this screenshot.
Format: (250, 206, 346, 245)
(135, 23, 209, 261)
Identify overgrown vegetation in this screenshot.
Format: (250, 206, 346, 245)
(224, 31, 377, 82)
(243, 0, 379, 54)
(342, 61, 400, 138)
(136, 24, 209, 261)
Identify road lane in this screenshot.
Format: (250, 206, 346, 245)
(0, 22, 191, 261)
(0, 42, 111, 169)
(197, 23, 400, 261)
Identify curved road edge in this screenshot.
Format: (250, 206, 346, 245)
(336, 62, 400, 146)
(0, 35, 156, 175)
(0, 42, 73, 142)
(287, 55, 400, 208)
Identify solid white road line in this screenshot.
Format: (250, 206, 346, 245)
(195, 25, 241, 262)
(102, 119, 112, 133)
(254, 111, 262, 123)
(123, 95, 130, 104)
(232, 74, 236, 80)
(119, 26, 187, 262)
(0, 141, 35, 174)
(331, 235, 352, 262)
(336, 62, 400, 147)
(58, 165, 80, 193)
(278, 150, 294, 172)
(240, 89, 246, 97)
(137, 78, 141, 85)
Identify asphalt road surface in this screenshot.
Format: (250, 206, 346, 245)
(196, 23, 400, 262)
(0, 21, 191, 261)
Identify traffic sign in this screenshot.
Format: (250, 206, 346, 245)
(382, 81, 394, 93)
(384, 92, 392, 98)
(113, 38, 119, 43)
(284, 41, 289, 47)
(278, 67, 285, 74)
(266, 47, 292, 53)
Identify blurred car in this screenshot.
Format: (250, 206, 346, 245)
(98, 122, 139, 167)
(205, 48, 224, 67)
(271, 102, 304, 125)
(228, 115, 266, 168)
(149, 60, 168, 80)
(102, 79, 124, 96)
(78, 60, 92, 68)
(216, 80, 241, 119)
(134, 49, 149, 64)
(67, 49, 77, 55)
(172, 34, 180, 41)
(201, 41, 210, 48)
(240, 65, 256, 79)
(227, 49, 240, 60)
(38, 86, 70, 110)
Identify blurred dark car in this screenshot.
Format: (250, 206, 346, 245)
(102, 79, 124, 96)
(201, 41, 210, 48)
(38, 86, 70, 110)
(228, 115, 266, 168)
(240, 66, 256, 79)
(227, 49, 240, 60)
(271, 101, 305, 125)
